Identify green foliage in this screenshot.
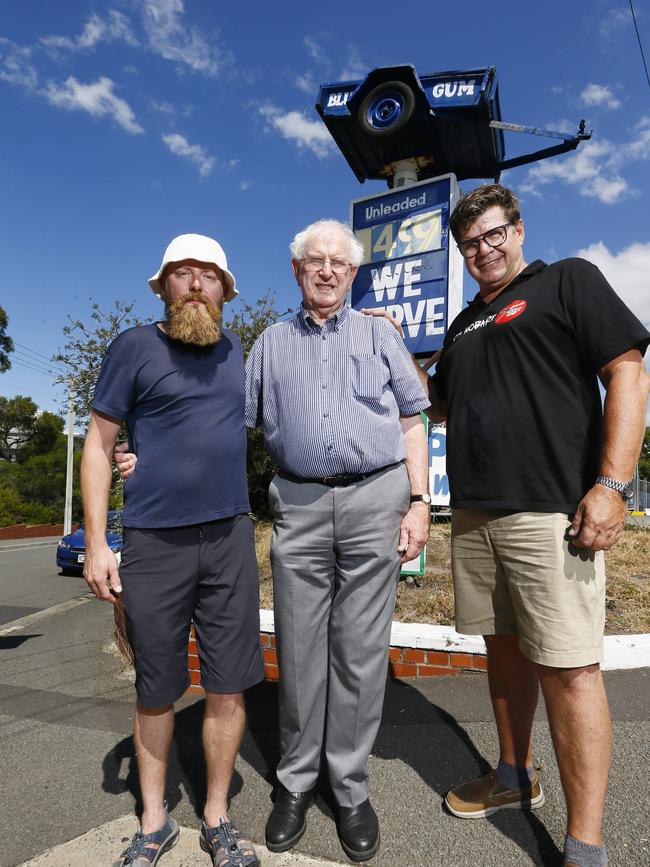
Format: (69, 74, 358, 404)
(53, 300, 150, 423)
(17, 412, 65, 462)
(0, 306, 13, 373)
(0, 398, 84, 526)
(226, 292, 291, 518)
(0, 395, 38, 460)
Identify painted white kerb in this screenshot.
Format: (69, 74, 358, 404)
(259, 610, 650, 671)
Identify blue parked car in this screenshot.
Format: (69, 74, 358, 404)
(56, 510, 123, 574)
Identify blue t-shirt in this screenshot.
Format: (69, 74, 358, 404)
(92, 323, 250, 528)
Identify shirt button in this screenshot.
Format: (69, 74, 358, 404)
(327, 444, 333, 450)
(322, 384, 327, 389)
(323, 412, 329, 418)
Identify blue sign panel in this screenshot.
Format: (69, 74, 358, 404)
(350, 175, 463, 356)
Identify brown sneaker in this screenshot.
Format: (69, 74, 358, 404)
(445, 768, 545, 819)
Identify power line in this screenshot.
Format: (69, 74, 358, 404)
(629, 0, 650, 90)
(12, 350, 62, 377)
(8, 358, 59, 378)
(12, 341, 68, 375)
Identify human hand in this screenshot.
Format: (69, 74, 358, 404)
(84, 544, 122, 602)
(568, 485, 626, 551)
(114, 441, 137, 480)
(397, 503, 430, 562)
(361, 307, 404, 338)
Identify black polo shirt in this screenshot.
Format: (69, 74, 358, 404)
(434, 258, 649, 512)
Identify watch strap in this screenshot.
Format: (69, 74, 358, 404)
(595, 474, 633, 499)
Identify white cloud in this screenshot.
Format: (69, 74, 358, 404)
(574, 241, 650, 330)
(0, 37, 38, 90)
(258, 102, 333, 158)
(339, 46, 365, 81)
(44, 76, 144, 134)
(151, 99, 175, 114)
(141, 0, 230, 77)
(239, 180, 251, 191)
(295, 72, 315, 94)
(520, 119, 650, 204)
(41, 11, 138, 52)
(579, 83, 621, 110)
(303, 35, 327, 65)
(598, 7, 632, 41)
(161, 132, 214, 176)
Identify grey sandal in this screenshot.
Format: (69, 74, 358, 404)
(114, 804, 179, 866)
(200, 816, 260, 867)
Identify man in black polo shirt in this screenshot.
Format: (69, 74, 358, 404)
(81, 234, 263, 867)
(419, 184, 649, 867)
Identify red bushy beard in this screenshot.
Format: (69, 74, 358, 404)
(165, 291, 223, 346)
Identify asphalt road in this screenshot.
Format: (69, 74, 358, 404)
(1, 540, 649, 866)
(0, 537, 88, 626)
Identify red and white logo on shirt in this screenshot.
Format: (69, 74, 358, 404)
(495, 299, 527, 324)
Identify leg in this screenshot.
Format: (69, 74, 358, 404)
(202, 690, 246, 824)
(134, 702, 174, 834)
(326, 465, 410, 807)
(538, 663, 611, 845)
(485, 634, 538, 768)
(269, 476, 336, 794)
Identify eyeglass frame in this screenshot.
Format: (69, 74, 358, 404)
(300, 256, 354, 275)
(456, 222, 517, 259)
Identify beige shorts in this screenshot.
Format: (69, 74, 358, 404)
(451, 509, 605, 668)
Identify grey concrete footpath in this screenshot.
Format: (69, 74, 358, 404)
(1, 595, 649, 866)
(22, 817, 339, 866)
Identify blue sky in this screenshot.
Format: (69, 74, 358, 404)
(1, 0, 649, 419)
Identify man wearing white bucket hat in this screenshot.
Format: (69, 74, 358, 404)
(81, 234, 263, 867)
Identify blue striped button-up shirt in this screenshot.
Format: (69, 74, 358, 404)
(245, 304, 430, 477)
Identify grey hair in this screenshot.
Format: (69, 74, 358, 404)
(290, 219, 364, 267)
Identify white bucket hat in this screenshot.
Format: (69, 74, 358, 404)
(148, 233, 238, 302)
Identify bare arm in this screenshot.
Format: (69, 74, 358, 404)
(569, 349, 650, 550)
(81, 411, 123, 601)
(398, 413, 431, 563)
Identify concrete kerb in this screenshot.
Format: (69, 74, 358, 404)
(260, 609, 650, 671)
(20, 817, 342, 866)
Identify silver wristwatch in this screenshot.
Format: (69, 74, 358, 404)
(595, 474, 634, 500)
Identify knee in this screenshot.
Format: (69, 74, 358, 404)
(205, 689, 244, 715)
(538, 662, 602, 693)
(136, 702, 174, 716)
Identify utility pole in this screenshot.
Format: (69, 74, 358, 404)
(63, 393, 74, 535)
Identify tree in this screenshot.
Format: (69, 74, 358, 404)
(53, 300, 149, 423)
(17, 411, 65, 462)
(0, 306, 13, 373)
(0, 395, 38, 460)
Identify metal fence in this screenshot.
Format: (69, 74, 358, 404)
(630, 471, 649, 513)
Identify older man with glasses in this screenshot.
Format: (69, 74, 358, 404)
(246, 218, 431, 862)
(397, 183, 649, 867)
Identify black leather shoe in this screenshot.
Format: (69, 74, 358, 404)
(337, 799, 380, 862)
(265, 786, 313, 852)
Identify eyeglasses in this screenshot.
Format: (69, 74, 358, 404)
(301, 257, 352, 274)
(456, 223, 515, 259)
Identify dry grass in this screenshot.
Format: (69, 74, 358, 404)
(254, 521, 650, 635)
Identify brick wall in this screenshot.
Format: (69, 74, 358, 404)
(0, 522, 79, 540)
(186, 626, 487, 694)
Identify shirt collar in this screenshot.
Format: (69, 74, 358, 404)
(298, 302, 350, 332)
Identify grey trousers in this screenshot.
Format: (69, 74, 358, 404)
(269, 462, 410, 807)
